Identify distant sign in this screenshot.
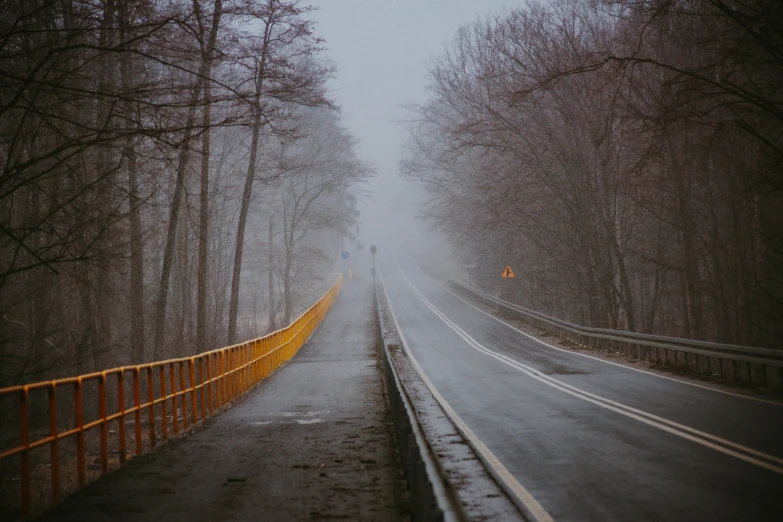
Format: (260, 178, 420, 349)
(370, 245, 377, 255)
(502, 265, 515, 278)
(341, 251, 349, 260)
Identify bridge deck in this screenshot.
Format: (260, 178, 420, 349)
(36, 280, 402, 522)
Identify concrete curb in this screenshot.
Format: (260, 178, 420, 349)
(374, 277, 467, 522)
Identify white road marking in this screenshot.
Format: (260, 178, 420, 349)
(269, 411, 330, 417)
(250, 418, 325, 426)
(380, 270, 555, 522)
(398, 269, 783, 475)
(251, 411, 331, 426)
(438, 279, 783, 407)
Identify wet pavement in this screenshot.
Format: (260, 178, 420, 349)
(381, 256, 783, 522)
(36, 280, 403, 522)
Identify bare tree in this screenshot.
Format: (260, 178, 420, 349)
(227, 0, 331, 344)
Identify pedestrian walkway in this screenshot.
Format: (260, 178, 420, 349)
(37, 281, 402, 522)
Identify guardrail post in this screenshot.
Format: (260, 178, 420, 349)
(252, 341, 258, 384)
(147, 367, 155, 448)
(242, 346, 248, 392)
(99, 373, 108, 474)
(117, 373, 126, 463)
(74, 380, 86, 487)
(179, 362, 188, 429)
(222, 351, 228, 406)
(20, 388, 31, 517)
(170, 364, 179, 435)
(230, 349, 236, 401)
(134, 369, 142, 455)
(48, 383, 60, 502)
(190, 359, 197, 424)
(159, 366, 168, 441)
(199, 356, 206, 419)
(206, 354, 213, 414)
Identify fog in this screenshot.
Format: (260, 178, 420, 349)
(309, 0, 510, 266)
(2, 1, 782, 519)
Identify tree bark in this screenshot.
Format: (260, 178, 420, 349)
(152, 83, 202, 360)
(267, 215, 277, 332)
(120, 0, 144, 363)
(195, 0, 223, 353)
(227, 15, 274, 344)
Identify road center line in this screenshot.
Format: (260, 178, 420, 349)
(435, 277, 783, 408)
(398, 269, 783, 476)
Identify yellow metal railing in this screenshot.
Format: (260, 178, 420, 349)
(0, 275, 342, 518)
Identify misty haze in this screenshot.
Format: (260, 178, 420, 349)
(1, 1, 782, 521)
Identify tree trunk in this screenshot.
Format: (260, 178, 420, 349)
(126, 138, 145, 362)
(120, 0, 144, 363)
(227, 22, 272, 345)
(676, 164, 703, 339)
(93, 0, 117, 370)
(283, 232, 293, 325)
(152, 83, 201, 360)
(195, 0, 223, 354)
(267, 215, 277, 332)
(227, 111, 262, 344)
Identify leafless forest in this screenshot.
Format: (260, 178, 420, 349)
(0, 0, 371, 387)
(403, 0, 782, 347)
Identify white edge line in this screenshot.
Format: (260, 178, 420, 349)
(379, 268, 556, 522)
(438, 280, 783, 407)
(400, 273, 783, 475)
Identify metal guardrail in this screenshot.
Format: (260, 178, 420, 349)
(375, 278, 466, 522)
(0, 275, 343, 519)
(448, 279, 783, 389)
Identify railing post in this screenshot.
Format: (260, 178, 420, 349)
(134, 369, 142, 455)
(251, 342, 257, 384)
(228, 349, 234, 399)
(117, 372, 126, 463)
(179, 362, 188, 429)
(20, 388, 31, 517)
(199, 356, 207, 419)
(133, 366, 142, 455)
(206, 354, 213, 414)
(170, 364, 179, 435)
(159, 366, 168, 441)
(48, 383, 60, 503)
(221, 351, 227, 406)
(190, 358, 197, 424)
(147, 367, 155, 448)
(99, 373, 108, 474)
(74, 380, 86, 487)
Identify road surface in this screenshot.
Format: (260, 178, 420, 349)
(381, 257, 783, 522)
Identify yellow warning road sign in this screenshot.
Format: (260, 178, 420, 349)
(502, 265, 515, 278)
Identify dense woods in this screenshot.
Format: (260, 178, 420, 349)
(0, 0, 370, 387)
(403, 0, 783, 347)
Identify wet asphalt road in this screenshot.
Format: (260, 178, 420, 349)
(381, 258, 783, 522)
(36, 281, 401, 522)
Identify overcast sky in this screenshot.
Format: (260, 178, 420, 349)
(308, 0, 513, 246)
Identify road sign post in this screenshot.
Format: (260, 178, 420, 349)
(370, 245, 377, 278)
(501, 265, 515, 301)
